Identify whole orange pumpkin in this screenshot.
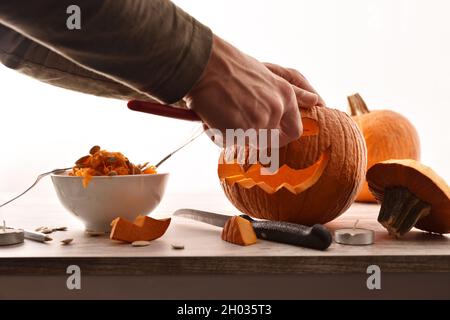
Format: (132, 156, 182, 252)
(218, 106, 367, 225)
(348, 93, 421, 203)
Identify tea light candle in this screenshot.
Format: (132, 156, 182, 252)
(0, 220, 24, 246)
(334, 220, 375, 246)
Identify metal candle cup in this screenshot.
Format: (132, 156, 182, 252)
(0, 221, 24, 246)
(334, 228, 375, 245)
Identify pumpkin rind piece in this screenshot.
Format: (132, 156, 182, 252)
(367, 159, 450, 235)
(221, 216, 257, 246)
(110, 215, 171, 242)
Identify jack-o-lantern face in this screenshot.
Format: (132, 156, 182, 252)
(218, 106, 367, 225)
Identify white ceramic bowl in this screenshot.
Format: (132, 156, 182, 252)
(51, 172, 169, 232)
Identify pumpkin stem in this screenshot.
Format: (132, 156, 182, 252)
(378, 187, 431, 237)
(348, 93, 370, 116)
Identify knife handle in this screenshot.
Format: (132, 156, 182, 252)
(241, 215, 332, 251)
(128, 100, 201, 122)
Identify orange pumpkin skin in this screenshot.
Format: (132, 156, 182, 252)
(222, 216, 257, 246)
(218, 106, 367, 226)
(349, 94, 420, 203)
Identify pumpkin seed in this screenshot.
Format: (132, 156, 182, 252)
(125, 160, 132, 169)
(107, 157, 117, 163)
(36, 226, 67, 234)
(85, 230, 105, 237)
(61, 238, 73, 245)
(171, 243, 185, 250)
(40, 228, 53, 234)
(89, 145, 101, 155)
(93, 170, 104, 176)
(131, 241, 151, 247)
(138, 162, 149, 169)
(131, 165, 141, 175)
(76, 155, 90, 166)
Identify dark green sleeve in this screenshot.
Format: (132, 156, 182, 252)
(0, 0, 212, 104)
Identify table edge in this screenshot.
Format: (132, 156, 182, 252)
(1, 255, 449, 275)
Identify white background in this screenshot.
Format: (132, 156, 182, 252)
(0, 0, 449, 204)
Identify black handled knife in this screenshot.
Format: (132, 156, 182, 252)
(173, 209, 332, 251)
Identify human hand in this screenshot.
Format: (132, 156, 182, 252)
(184, 35, 319, 147)
(264, 63, 326, 108)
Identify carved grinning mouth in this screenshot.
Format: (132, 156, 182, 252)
(219, 152, 329, 194)
(218, 118, 330, 194)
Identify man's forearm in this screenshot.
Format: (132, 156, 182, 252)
(0, 0, 212, 103)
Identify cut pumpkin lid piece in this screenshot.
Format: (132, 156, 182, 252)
(367, 159, 450, 236)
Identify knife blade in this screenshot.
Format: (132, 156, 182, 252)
(173, 209, 332, 250)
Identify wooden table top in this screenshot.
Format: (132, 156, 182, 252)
(0, 192, 449, 275)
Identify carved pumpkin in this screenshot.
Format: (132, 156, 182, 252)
(218, 106, 367, 225)
(348, 93, 421, 203)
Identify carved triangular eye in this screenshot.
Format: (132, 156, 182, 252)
(301, 118, 319, 136)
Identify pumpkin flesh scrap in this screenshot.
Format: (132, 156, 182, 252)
(110, 215, 171, 243)
(221, 216, 257, 246)
(70, 146, 157, 188)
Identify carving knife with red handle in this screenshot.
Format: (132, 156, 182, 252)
(127, 100, 201, 122)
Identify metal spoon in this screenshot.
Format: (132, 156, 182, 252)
(0, 126, 204, 209)
(0, 168, 71, 209)
(155, 126, 204, 168)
